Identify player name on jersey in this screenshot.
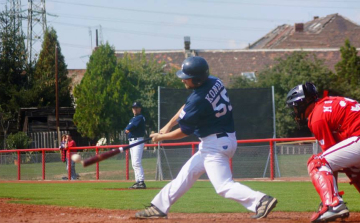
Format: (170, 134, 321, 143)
(205, 80, 224, 103)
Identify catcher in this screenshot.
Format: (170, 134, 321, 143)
(286, 82, 360, 222)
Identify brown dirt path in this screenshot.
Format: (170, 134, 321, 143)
(1, 198, 360, 223)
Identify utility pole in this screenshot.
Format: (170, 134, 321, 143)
(88, 27, 92, 50)
(55, 45, 60, 146)
(98, 25, 103, 45)
(95, 29, 98, 47)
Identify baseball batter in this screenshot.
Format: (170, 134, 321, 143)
(135, 56, 277, 219)
(125, 102, 146, 189)
(286, 83, 360, 222)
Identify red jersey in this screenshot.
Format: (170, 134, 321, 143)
(308, 96, 360, 151)
(67, 140, 77, 153)
(67, 140, 76, 148)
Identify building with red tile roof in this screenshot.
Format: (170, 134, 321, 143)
(70, 14, 360, 87)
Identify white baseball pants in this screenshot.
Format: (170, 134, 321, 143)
(151, 132, 265, 214)
(322, 136, 360, 171)
(129, 137, 145, 182)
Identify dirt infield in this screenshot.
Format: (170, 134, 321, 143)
(1, 198, 360, 223)
(1, 179, 360, 222)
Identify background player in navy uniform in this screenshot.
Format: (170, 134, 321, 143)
(125, 102, 146, 189)
(135, 56, 277, 219)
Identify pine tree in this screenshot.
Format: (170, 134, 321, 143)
(32, 27, 72, 107)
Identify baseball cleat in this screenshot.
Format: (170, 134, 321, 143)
(251, 195, 278, 219)
(311, 202, 349, 223)
(128, 181, 146, 189)
(135, 204, 167, 219)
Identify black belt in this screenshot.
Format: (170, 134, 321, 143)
(216, 132, 228, 138)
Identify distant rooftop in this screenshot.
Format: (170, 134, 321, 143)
(72, 14, 360, 87)
(248, 14, 360, 49)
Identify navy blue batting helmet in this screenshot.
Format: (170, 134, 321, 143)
(132, 101, 142, 108)
(176, 56, 209, 83)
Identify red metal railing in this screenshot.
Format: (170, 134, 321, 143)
(0, 137, 315, 181)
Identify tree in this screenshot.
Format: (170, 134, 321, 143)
(229, 75, 255, 89)
(32, 27, 72, 107)
(118, 50, 182, 129)
(234, 51, 336, 137)
(334, 39, 360, 100)
(0, 9, 28, 148)
(73, 43, 135, 141)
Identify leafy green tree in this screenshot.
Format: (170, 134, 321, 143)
(73, 43, 135, 141)
(118, 50, 182, 129)
(334, 39, 360, 100)
(229, 75, 256, 88)
(234, 51, 335, 137)
(32, 27, 72, 107)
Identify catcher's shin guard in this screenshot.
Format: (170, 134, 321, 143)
(307, 155, 340, 208)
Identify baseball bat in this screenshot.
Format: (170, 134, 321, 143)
(82, 137, 152, 167)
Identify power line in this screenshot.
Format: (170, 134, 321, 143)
(47, 0, 299, 23)
(50, 17, 269, 32)
(48, 21, 255, 46)
(186, 0, 360, 9)
(60, 42, 89, 49)
(101, 26, 253, 43)
(49, 20, 255, 45)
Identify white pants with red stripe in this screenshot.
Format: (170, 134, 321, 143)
(322, 136, 360, 171)
(151, 132, 265, 214)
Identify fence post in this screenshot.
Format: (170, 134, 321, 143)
(17, 151, 21, 180)
(42, 150, 45, 180)
(229, 158, 233, 173)
(67, 149, 71, 180)
(96, 148, 99, 180)
(126, 150, 129, 180)
(270, 141, 274, 180)
(191, 143, 195, 155)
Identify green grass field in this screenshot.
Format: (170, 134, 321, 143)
(0, 155, 158, 180)
(0, 180, 359, 213)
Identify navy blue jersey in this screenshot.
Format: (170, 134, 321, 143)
(125, 114, 146, 138)
(178, 76, 235, 137)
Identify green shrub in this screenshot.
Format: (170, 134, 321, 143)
(5, 132, 32, 149)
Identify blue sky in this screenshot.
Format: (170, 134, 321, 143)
(1, 0, 360, 69)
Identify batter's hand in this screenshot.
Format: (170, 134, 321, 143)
(150, 133, 162, 143)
